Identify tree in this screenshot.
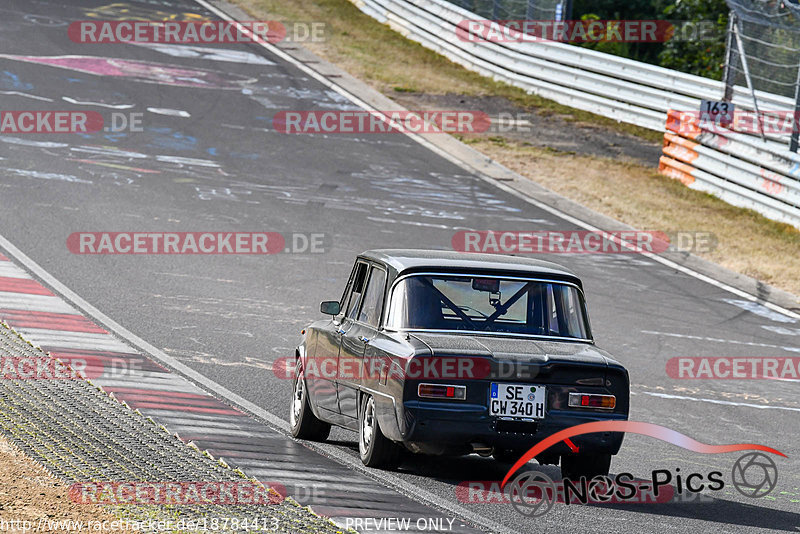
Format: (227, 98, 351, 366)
(571, 0, 671, 63)
(658, 0, 729, 79)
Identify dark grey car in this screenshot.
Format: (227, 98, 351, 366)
(289, 249, 629, 479)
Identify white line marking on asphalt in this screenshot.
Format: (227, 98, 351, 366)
(0, 91, 54, 102)
(190, 0, 800, 324)
(641, 329, 800, 353)
(1, 243, 509, 533)
(62, 97, 134, 109)
(0, 136, 68, 148)
(134, 43, 276, 65)
(637, 391, 800, 412)
(367, 217, 451, 229)
(762, 325, 800, 336)
(722, 298, 797, 323)
(147, 107, 191, 117)
(3, 168, 92, 184)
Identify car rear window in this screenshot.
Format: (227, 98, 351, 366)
(385, 274, 590, 340)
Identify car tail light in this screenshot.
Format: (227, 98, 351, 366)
(569, 392, 616, 410)
(418, 383, 466, 400)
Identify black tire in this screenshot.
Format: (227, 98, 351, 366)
(358, 394, 402, 469)
(492, 448, 523, 464)
(289, 359, 331, 441)
(560, 453, 612, 481)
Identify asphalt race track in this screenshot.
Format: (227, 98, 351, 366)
(0, 0, 798, 532)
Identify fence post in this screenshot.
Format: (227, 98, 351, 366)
(722, 15, 737, 102)
(789, 60, 800, 153)
(526, 0, 535, 20)
(733, 18, 767, 141)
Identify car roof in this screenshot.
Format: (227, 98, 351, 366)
(359, 249, 581, 282)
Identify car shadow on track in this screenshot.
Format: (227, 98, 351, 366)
(585, 488, 800, 531)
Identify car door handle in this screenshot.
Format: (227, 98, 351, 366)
(358, 336, 370, 343)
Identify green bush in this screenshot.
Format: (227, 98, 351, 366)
(572, 0, 671, 64)
(659, 0, 729, 80)
(571, 0, 729, 79)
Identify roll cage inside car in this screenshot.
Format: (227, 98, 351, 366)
(338, 258, 593, 342)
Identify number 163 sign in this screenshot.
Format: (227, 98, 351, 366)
(700, 100, 735, 128)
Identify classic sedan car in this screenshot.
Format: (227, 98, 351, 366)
(289, 249, 629, 479)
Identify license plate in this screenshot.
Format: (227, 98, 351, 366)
(489, 383, 546, 420)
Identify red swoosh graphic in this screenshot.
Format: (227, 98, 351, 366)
(500, 421, 786, 488)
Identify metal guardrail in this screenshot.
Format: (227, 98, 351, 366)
(660, 111, 800, 227)
(353, 0, 795, 127)
(349, 0, 800, 228)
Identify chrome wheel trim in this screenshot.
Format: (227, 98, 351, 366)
(290, 368, 304, 428)
(360, 396, 375, 453)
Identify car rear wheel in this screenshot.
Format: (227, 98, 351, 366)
(289, 359, 331, 441)
(359, 394, 401, 469)
(560, 453, 612, 481)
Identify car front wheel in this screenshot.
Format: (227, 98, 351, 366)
(289, 359, 331, 441)
(560, 453, 612, 481)
(358, 394, 401, 469)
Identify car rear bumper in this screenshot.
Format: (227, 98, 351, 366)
(399, 400, 627, 455)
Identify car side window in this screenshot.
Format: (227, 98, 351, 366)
(345, 262, 369, 320)
(358, 267, 387, 327)
(547, 284, 560, 335)
(339, 264, 357, 312)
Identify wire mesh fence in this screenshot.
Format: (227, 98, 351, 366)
(725, 0, 800, 98)
(723, 0, 800, 150)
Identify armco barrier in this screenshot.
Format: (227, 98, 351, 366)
(659, 110, 800, 228)
(349, 0, 795, 131)
(349, 0, 800, 228)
